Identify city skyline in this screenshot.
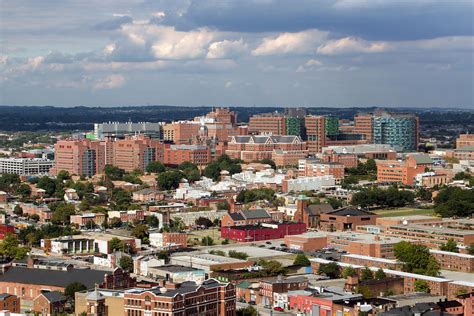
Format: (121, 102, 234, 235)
(1, 0, 473, 108)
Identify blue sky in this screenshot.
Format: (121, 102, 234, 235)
(0, 0, 473, 108)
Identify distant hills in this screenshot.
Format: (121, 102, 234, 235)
(0, 105, 472, 132)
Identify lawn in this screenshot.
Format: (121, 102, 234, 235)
(187, 227, 236, 246)
(373, 207, 436, 218)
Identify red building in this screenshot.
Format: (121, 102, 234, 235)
(163, 144, 211, 167)
(0, 225, 15, 239)
(221, 222, 306, 242)
(226, 135, 306, 162)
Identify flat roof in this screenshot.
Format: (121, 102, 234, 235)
(388, 224, 474, 236)
(172, 254, 247, 265)
(341, 254, 398, 265)
(430, 249, 474, 259)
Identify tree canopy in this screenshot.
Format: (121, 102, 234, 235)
(394, 241, 440, 276)
(203, 154, 242, 181)
(434, 187, 474, 218)
(156, 170, 184, 190)
(440, 239, 458, 253)
(293, 254, 311, 266)
(318, 262, 340, 279)
(351, 186, 415, 208)
(146, 161, 165, 173)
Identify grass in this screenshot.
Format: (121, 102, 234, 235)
(187, 227, 236, 246)
(373, 207, 436, 218)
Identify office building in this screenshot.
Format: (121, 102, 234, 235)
(93, 121, 164, 139)
(372, 111, 419, 152)
(376, 154, 433, 185)
(163, 144, 211, 166)
(248, 113, 303, 136)
(456, 134, 474, 149)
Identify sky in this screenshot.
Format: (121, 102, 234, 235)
(0, 0, 473, 108)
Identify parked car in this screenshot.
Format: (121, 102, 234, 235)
(273, 306, 284, 312)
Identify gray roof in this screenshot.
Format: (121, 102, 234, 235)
(87, 289, 105, 301)
(412, 155, 433, 165)
(41, 291, 67, 303)
(0, 293, 14, 300)
(307, 203, 334, 216)
(151, 265, 202, 273)
(241, 209, 271, 220)
(327, 207, 374, 217)
(232, 135, 301, 144)
(229, 212, 245, 221)
(0, 267, 107, 289)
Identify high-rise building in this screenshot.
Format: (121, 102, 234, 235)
(248, 113, 303, 136)
(372, 111, 419, 152)
(353, 113, 374, 142)
(52, 139, 106, 177)
(111, 135, 164, 172)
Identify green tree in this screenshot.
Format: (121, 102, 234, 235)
(375, 268, 387, 280)
(132, 224, 149, 240)
(414, 279, 430, 293)
(434, 187, 474, 217)
(327, 197, 343, 209)
(440, 239, 458, 253)
(109, 217, 122, 228)
(50, 203, 76, 225)
(356, 285, 373, 299)
(0, 173, 21, 192)
(119, 256, 133, 272)
(237, 306, 257, 316)
(216, 201, 230, 211)
(146, 161, 166, 173)
(236, 188, 275, 203)
(56, 170, 71, 182)
(201, 236, 214, 246)
(156, 170, 183, 190)
(228, 250, 249, 260)
(195, 217, 213, 228)
(293, 254, 311, 266)
(145, 216, 159, 228)
(104, 165, 125, 180)
(360, 266, 373, 281)
(16, 183, 32, 198)
(64, 282, 87, 301)
(109, 237, 124, 252)
(394, 241, 440, 276)
(342, 266, 358, 278)
(37, 176, 57, 196)
(318, 262, 340, 279)
(13, 205, 23, 216)
(467, 243, 474, 255)
(259, 158, 276, 170)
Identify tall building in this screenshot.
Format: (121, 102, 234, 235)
(52, 139, 106, 177)
(353, 113, 374, 142)
(163, 144, 211, 166)
(372, 111, 419, 152)
(456, 134, 474, 149)
(304, 115, 326, 154)
(93, 121, 164, 140)
(248, 113, 303, 136)
(111, 135, 164, 172)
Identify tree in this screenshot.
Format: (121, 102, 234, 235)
(146, 161, 165, 173)
(414, 279, 430, 293)
(109, 217, 122, 228)
(0, 173, 21, 192)
(440, 239, 458, 253)
(132, 224, 148, 240)
(37, 176, 57, 196)
(64, 282, 87, 301)
(228, 250, 249, 260)
(56, 170, 71, 182)
(195, 217, 213, 228)
(375, 268, 387, 280)
(119, 256, 133, 272)
(104, 165, 125, 180)
(156, 170, 183, 190)
(145, 216, 159, 228)
(259, 158, 276, 170)
(236, 188, 275, 204)
(293, 254, 311, 266)
(13, 205, 23, 216)
(30, 214, 40, 222)
(434, 187, 474, 218)
(216, 201, 230, 211)
(327, 197, 343, 209)
(467, 243, 474, 255)
(16, 183, 31, 198)
(360, 266, 373, 281)
(203, 155, 242, 181)
(109, 237, 124, 252)
(342, 266, 358, 278)
(201, 236, 214, 246)
(394, 241, 440, 276)
(237, 306, 257, 316)
(50, 203, 76, 225)
(318, 262, 340, 279)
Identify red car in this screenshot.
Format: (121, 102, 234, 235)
(273, 307, 284, 312)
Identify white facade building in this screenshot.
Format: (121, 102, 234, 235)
(0, 158, 53, 176)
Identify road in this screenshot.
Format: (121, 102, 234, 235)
(237, 302, 297, 316)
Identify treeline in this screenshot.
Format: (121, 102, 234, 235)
(351, 186, 415, 208)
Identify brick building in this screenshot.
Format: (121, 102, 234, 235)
(108, 209, 146, 224)
(123, 279, 236, 316)
(226, 135, 306, 162)
(70, 213, 106, 227)
(111, 135, 164, 172)
(319, 207, 377, 231)
(0, 293, 20, 313)
(221, 209, 272, 228)
(429, 250, 474, 273)
(456, 134, 474, 149)
(377, 154, 433, 185)
(149, 232, 188, 249)
(33, 291, 67, 316)
(446, 146, 474, 161)
(260, 276, 308, 307)
(163, 144, 211, 166)
(321, 151, 358, 169)
(272, 149, 309, 168)
(221, 222, 307, 242)
(298, 159, 345, 180)
(283, 232, 328, 252)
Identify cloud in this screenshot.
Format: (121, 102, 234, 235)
(94, 15, 133, 31)
(93, 74, 126, 89)
(296, 59, 323, 72)
(252, 29, 328, 56)
(317, 37, 388, 55)
(207, 38, 248, 59)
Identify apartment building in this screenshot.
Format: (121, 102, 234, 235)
(429, 250, 474, 273)
(123, 279, 236, 316)
(226, 135, 306, 162)
(163, 144, 211, 166)
(340, 254, 403, 270)
(70, 213, 106, 227)
(0, 158, 53, 176)
(272, 149, 309, 167)
(52, 138, 106, 176)
(446, 146, 474, 161)
(326, 232, 403, 258)
(108, 210, 145, 223)
(260, 276, 308, 307)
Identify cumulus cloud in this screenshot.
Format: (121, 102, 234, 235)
(252, 29, 328, 56)
(296, 59, 323, 72)
(93, 74, 126, 89)
(207, 38, 248, 59)
(317, 37, 388, 55)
